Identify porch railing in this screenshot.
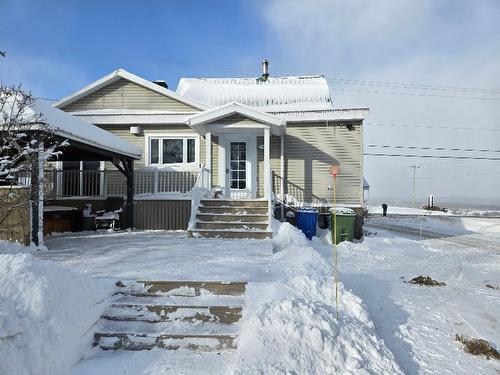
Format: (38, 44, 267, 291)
(188, 164, 211, 230)
(34, 169, 198, 199)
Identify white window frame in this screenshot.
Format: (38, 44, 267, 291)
(145, 133, 199, 169)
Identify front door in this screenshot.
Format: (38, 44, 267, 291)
(220, 135, 256, 198)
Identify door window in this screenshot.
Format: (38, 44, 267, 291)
(230, 142, 246, 189)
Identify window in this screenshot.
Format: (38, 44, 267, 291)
(148, 136, 197, 166)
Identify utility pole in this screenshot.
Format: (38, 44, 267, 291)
(409, 165, 420, 208)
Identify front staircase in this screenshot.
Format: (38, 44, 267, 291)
(94, 280, 246, 351)
(188, 199, 272, 239)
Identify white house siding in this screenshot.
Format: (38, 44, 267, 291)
(283, 122, 363, 207)
(63, 79, 197, 112)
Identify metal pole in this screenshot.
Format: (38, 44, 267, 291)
(409, 165, 420, 208)
(333, 174, 339, 320)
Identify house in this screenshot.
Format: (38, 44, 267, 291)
(53, 61, 368, 238)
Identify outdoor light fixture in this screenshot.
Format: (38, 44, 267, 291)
(130, 125, 142, 135)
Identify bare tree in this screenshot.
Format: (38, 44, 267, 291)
(0, 85, 65, 244)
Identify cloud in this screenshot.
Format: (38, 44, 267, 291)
(261, 0, 500, 204)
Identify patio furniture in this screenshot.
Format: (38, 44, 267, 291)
(95, 196, 124, 230)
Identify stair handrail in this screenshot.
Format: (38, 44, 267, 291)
(188, 164, 210, 230)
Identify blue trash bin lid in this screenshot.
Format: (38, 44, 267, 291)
(297, 207, 318, 213)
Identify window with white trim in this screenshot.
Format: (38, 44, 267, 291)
(148, 136, 197, 166)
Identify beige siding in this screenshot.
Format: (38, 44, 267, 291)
(283, 122, 363, 206)
(98, 124, 199, 169)
(63, 79, 197, 112)
(216, 114, 263, 126)
(257, 136, 282, 198)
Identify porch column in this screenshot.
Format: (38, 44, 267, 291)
(126, 159, 134, 229)
(31, 142, 45, 247)
(205, 132, 211, 187)
(264, 127, 271, 199)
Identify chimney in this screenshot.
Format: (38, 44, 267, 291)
(152, 80, 168, 89)
(261, 59, 269, 81)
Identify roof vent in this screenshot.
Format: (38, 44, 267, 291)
(261, 59, 269, 81)
(153, 80, 168, 89)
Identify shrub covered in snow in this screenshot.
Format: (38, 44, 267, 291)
(0, 253, 113, 375)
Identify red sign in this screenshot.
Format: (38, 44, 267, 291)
(329, 164, 340, 177)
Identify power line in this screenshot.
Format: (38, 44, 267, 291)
(364, 122, 500, 132)
(329, 86, 499, 101)
(364, 153, 500, 161)
(367, 144, 500, 153)
(326, 77, 500, 95)
(420, 170, 500, 180)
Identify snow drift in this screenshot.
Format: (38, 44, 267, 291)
(0, 252, 112, 375)
(234, 223, 402, 374)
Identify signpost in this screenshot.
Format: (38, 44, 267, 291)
(329, 164, 340, 319)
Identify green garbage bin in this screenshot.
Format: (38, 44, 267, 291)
(330, 207, 356, 244)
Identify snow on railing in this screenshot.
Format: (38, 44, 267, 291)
(188, 164, 210, 230)
(21, 169, 198, 199)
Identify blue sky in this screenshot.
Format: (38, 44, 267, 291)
(1, 0, 500, 203)
(1, 0, 272, 97)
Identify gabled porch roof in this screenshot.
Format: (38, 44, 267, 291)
(185, 102, 286, 136)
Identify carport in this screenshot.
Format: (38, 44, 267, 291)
(26, 100, 142, 246)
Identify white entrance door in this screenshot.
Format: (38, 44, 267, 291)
(219, 135, 256, 198)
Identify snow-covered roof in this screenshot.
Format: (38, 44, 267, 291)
(177, 76, 334, 112)
(54, 69, 209, 111)
(24, 100, 141, 159)
(70, 109, 196, 125)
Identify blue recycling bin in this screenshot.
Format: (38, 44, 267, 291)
(296, 207, 318, 240)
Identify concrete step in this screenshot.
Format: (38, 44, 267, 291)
(103, 304, 242, 324)
(95, 332, 237, 351)
(196, 213, 268, 223)
(188, 229, 272, 239)
(114, 294, 245, 307)
(137, 280, 247, 296)
(198, 205, 268, 215)
(195, 222, 269, 230)
(200, 199, 268, 208)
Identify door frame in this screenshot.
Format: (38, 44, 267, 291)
(218, 134, 257, 198)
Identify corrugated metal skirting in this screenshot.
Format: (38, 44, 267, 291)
(134, 200, 191, 230)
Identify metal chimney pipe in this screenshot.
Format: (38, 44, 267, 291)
(262, 59, 269, 81)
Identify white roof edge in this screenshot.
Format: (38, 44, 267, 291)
(187, 101, 286, 127)
(53, 68, 210, 111)
(271, 108, 369, 122)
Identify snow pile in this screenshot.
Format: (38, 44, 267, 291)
(0, 240, 37, 254)
(234, 223, 402, 374)
(0, 253, 113, 375)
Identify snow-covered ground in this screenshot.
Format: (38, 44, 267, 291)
(2, 213, 499, 374)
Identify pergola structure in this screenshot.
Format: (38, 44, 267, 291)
(27, 100, 141, 246)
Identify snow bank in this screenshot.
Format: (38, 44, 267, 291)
(234, 223, 402, 374)
(0, 253, 113, 375)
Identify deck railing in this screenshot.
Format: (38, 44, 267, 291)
(30, 169, 198, 199)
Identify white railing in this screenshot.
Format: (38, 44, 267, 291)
(188, 164, 211, 230)
(24, 169, 198, 199)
